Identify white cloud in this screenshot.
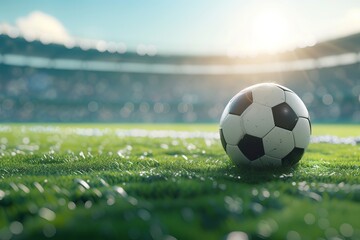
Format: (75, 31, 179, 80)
(0, 11, 128, 53)
(15, 11, 73, 44)
(0, 22, 20, 38)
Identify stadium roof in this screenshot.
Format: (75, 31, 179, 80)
(1, 32, 360, 65)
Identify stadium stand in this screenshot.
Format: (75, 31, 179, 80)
(0, 33, 359, 123)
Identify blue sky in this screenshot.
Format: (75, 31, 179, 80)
(1, 0, 360, 55)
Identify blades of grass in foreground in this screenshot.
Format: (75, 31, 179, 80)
(0, 124, 359, 239)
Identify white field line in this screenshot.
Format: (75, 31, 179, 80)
(0, 126, 358, 145)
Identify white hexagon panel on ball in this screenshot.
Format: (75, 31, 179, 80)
(292, 117, 311, 149)
(220, 102, 231, 123)
(252, 83, 285, 107)
(220, 114, 245, 145)
(263, 127, 294, 159)
(242, 103, 274, 138)
(285, 91, 309, 118)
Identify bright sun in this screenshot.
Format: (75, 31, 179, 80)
(251, 9, 291, 54)
(227, 5, 318, 57)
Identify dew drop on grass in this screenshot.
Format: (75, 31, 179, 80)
(38, 208, 56, 221)
(34, 182, 44, 193)
(87, 151, 93, 158)
(307, 192, 322, 202)
(257, 220, 273, 238)
(251, 203, 264, 215)
(325, 228, 339, 239)
(9, 182, 19, 192)
(204, 139, 213, 147)
(85, 200, 92, 209)
(304, 213, 316, 225)
(75, 179, 90, 190)
(138, 209, 151, 221)
(251, 189, 259, 196)
(114, 186, 128, 197)
(0, 226, 11, 240)
(99, 178, 109, 187)
(262, 189, 270, 198)
(286, 231, 301, 240)
(22, 137, 30, 145)
(224, 196, 243, 214)
(79, 151, 86, 159)
(27, 203, 38, 214)
(0, 189, 5, 200)
(226, 231, 248, 240)
(273, 191, 280, 198)
(117, 151, 125, 158)
(150, 224, 164, 240)
(107, 196, 115, 206)
(58, 198, 66, 206)
(318, 208, 328, 217)
(43, 224, 56, 238)
(339, 223, 354, 237)
(93, 189, 103, 198)
(1, 137, 8, 144)
(279, 173, 293, 179)
(9, 221, 23, 235)
(68, 202, 76, 210)
(127, 196, 138, 206)
(52, 185, 61, 193)
(160, 143, 169, 149)
(18, 184, 30, 193)
(268, 219, 279, 233)
(318, 218, 330, 229)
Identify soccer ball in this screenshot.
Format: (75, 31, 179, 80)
(220, 83, 311, 168)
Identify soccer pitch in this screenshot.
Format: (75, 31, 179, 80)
(0, 124, 359, 239)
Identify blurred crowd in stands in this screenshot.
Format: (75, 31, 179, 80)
(0, 62, 359, 123)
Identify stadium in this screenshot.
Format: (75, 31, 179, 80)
(0, 2, 360, 240)
(1, 31, 359, 123)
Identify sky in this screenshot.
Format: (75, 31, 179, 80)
(1, 0, 360, 55)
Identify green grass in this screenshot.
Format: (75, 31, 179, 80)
(0, 124, 359, 239)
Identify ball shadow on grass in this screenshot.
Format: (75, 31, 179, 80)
(225, 163, 300, 184)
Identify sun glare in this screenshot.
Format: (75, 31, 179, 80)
(227, 6, 302, 57)
(251, 9, 291, 54)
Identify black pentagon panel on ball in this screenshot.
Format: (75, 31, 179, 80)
(238, 134, 265, 161)
(219, 129, 227, 152)
(272, 102, 298, 130)
(281, 147, 304, 167)
(229, 91, 253, 116)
